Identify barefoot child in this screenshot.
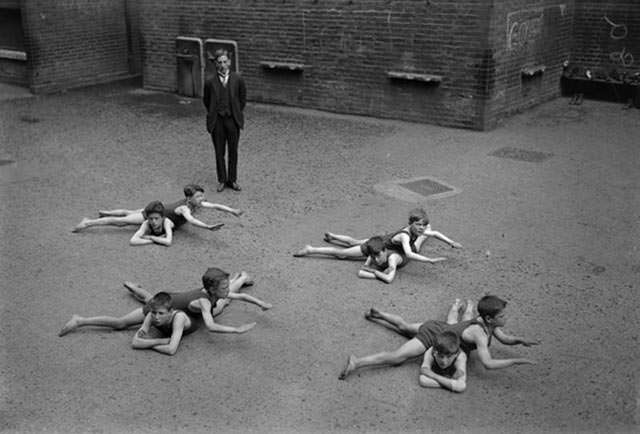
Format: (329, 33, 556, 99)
(130, 292, 197, 355)
(59, 267, 271, 338)
(129, 200, 174, 247)
(73, 184, 240, 233)
(339, 296, 538, 382)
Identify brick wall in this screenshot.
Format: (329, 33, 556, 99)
(140, 0, 496, 130)
(572, 1, 640, 76)
(484, 0, 575, 128)
(21, 0, 135, 93)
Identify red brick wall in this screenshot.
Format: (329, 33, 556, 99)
(485, 0, 575, 128)
(21, 0, 134, 93)
(140, 0, 496, 130)
(571, 1, 640, 76)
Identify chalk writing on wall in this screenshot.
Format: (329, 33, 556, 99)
(506, 8, 543, 53)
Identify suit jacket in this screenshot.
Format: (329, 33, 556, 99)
(203, 72, 247, 133)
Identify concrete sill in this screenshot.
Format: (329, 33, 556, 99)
(387, 71, 442, 83)
(259, 61, 305, 71)
(521, 65, 546, 78)
(0, 49, 27, 61)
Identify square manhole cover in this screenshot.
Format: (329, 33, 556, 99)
(399, 178, 453, 197)
(374, 176, 460, 202)
(489, 147, 553, 163)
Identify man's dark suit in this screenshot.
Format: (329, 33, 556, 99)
(203, 72, 246, 185)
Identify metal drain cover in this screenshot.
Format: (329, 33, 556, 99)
(489, 147, 553, 163)
(374, 176, 460, 202)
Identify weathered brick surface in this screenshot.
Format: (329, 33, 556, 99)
(571, 1, 640, 75)
(485, 1, 575, 128)
(21, 0, 135, 93)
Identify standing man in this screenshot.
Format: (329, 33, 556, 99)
(203, 48, 247, 192)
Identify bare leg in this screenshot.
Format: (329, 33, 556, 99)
(293, 245, 365, 259)
(98, 208, 141, 217)
(72, 212, 145, 232)
(462, 299, 475, 321)
(446, 299, 464, 324)
(228, 272, 271, 310)
(364, 307, 421, 337)
(324, 232, 368, 247)
(339, 338, 427, 380)
(58, 308, 145, 336)
(123, 281, 153, 303)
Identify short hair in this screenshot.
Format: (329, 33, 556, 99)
(213, 48, 229, 62)
(477, 295, 507, 320)
(433, 331, 460, 356)
(408, 208, 429, 224)
(142, 200, 165, 219)
(147, 292, 172, 311)
(202, 267, 230, 291)
(361, 236, 385, 257)
(183, 184, 205, 198)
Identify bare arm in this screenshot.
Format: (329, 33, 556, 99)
(201, 201, 243, 216)
(176, 205, 223, 230)
(227, 292, 271, 310)
(493, 327, 541, 346)
(196, 299, 256, 333)
(423, 225, 463, 248)
(472, 328, 536, 369)
(419, 350, 467, 393)
(130, 222, 154, 246)
(149, 312, 188, 356)
(358, 254, 402, 284)
(131, 314, 170, 348)
(396, 233, 447, 263)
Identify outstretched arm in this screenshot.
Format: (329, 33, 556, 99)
(131, 314, 170, 349)
(176, 205, 224, 231)
(201, 201, 243, 216)
(493, 327, 540, 346)
(473, 330, 536, 369)
(396, 233, 447, 264)
(227, 292, 272, 310)
(423, 225, 462, 248)
(419, 350, 467, 393)
(197, 299, 256, 334)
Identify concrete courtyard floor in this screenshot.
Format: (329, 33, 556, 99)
(1, 81, 638, 434)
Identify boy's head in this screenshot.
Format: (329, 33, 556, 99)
(142, 200, 165, 230)
(432, 331, 461, 369)
(147, 292, 173, 326)
(202, 267, 230, 298)
(477, 295, 507, 327)
(183, 184, 206, 206)
(361, 236, 388, 265)
(408, 208, 429, 235)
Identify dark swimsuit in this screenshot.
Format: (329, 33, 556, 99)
(163, 199, 189, 228)
(415, 319, 492, 354)
(146, 310, 198, 338)
(143, 288, 220, 318)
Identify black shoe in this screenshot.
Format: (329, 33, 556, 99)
(217, 182, 226, 192)
(229, 182, 241, 191)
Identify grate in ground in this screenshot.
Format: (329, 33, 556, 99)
(0, 159, 15, 166)
(489, 147, 553, 163)
(398, 178, 453, 197)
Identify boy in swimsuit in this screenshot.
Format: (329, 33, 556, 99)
(419, 331, 467, 392)
(129, 200, 174, 247)
(130, 292, 196, 355)
(356, 236, 407, 284)
(339, 296, 538, 381)
(58, 267, 271, 337)
(72, 184, 240, 233)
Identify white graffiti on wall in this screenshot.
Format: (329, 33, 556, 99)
(507, 8, 544, 52)
(604, 15, 634, 67)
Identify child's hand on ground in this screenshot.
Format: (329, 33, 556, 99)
(237, 322, 256, 333)
(261, 303, 272, 311)
(520, 338, 541, 346)
(233, 210, 244, 217)
(429, 257, 447, 263)
(208, 223, 224, 231)
(516, 358, 536, 365)
(450, 241, 463, 248)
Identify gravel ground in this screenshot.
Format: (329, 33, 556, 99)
(1, 81, 638, 434)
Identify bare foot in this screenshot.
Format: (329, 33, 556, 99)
(261, 303, 272, 311)
(98, 210, 110, 217)
(463, 299, 475, 319)
(59, 315, 81, 336)
(364, 307, 381, 321)
(123, 281, 148, 302)
(338, 355, 356, 380)
(293, 246, 311, 257)
(72, 218, 90, 233)
(323, 232, 333, 243)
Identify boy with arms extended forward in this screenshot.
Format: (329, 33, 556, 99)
(73, 184, 239, 233)
(131, 292, 196, 355)
(339, 296, 538, 383)
(59, 267, 271, 338)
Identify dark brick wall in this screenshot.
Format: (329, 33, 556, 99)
(140, 0, 496, 130)
(572, 1, 640, 76)
(21, 0, 134, 93)
(485, 0, 575, 128)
